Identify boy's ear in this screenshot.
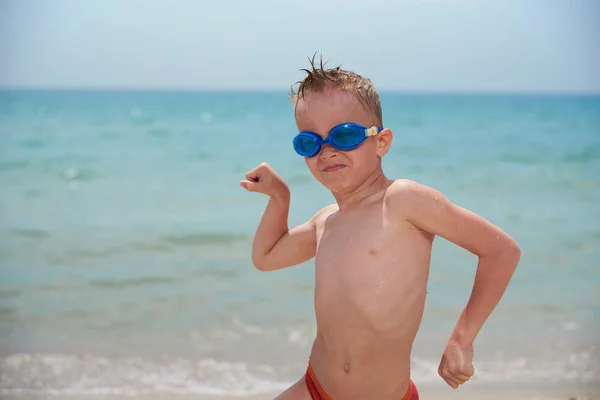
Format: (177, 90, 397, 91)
(376, 128, 393, 157)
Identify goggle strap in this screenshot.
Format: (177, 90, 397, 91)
(365, 126, 380, 137)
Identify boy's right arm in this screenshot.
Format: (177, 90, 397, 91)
(250, 193, 318, 271)
(239, 162, 320, 271)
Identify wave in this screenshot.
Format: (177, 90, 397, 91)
(8, 229, 50, 239)
(88, 276, 178, 289)
(0, 354, 291, 397)
(7, 230, 250, 260)
(0, 160, 31, 172)
(0, 350, 597, 397)
(563, 146, 600, 163)
(161, 232, 248, 246)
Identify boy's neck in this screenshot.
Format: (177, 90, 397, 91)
(332, 169, 391, 210)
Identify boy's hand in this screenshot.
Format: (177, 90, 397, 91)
(240, 162, 290, 199)
(438, 339, 474, 389)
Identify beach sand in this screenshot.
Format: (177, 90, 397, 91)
(3, 386, 599, 400)
(117, 394, 596, 400)
(3, 395, 597, 400)
(174, 384, 600, 400)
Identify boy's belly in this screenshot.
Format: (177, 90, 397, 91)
(308, 330, 413, 400)
(310, 258, 427, 398)
(313, 254, 428, 340)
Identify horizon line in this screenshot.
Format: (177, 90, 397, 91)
(1, 85, 599, 97)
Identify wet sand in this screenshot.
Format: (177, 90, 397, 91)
(4, 387, 598, 400)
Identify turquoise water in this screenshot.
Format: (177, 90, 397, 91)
(0, 90, 599, 396)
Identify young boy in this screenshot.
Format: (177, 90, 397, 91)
(239, 56, 521, 400)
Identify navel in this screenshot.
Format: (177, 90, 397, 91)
(344, 363, 350, 373)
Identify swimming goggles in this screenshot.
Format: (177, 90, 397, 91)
(292, 122, 384, 157)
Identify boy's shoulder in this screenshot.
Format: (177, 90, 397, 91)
(309, 203, 339, 225)
(386, 178, 441, 199)
(385, 178, 448, 216)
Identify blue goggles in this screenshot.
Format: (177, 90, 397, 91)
(292, 122, 384, 157)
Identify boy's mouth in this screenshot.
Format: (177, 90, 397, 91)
(322, 164, 346, 172)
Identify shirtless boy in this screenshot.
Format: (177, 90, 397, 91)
(239, 56, 521, 400)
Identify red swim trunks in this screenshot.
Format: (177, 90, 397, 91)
(304, 364, 419, 400)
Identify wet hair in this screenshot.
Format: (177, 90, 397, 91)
(290, 53, 383, 126)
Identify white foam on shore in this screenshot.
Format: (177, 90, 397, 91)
(1, 352, 598, 397)
(0, 354, 292, 397)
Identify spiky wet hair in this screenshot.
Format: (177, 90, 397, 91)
(290, 53, 383, 126)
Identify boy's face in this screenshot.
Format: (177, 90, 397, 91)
(294, 88, 392, 194)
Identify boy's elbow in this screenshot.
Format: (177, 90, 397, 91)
(508, 236, 521, 256)
(481, 237, 521, 267)
(252, 255, 273, 272)
(501, 238, 521, 268)
(254, 263, 272, 272)
(512, 242, 521, 264)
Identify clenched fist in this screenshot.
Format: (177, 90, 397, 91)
(438, 340, 474, 389)
(239, 162, 290, 200)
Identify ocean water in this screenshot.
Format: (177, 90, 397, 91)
(0, 90, 599, 397)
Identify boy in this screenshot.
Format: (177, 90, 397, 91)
(239, 56, 521, 400)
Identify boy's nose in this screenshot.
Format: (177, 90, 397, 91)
(319, 143, 338, 159)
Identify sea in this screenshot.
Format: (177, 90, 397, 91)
(0, 90, 599, 397)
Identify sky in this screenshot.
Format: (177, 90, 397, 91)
(1, 0, 599, 93)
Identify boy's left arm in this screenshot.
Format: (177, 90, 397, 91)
(390, 180, 521, 389)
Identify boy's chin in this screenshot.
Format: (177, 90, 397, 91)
(312, 170, 355, 193)
(321, 178, 355, 194)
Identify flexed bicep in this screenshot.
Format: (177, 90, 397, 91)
(254, 221, 317, 271)
(253, 204, 337, 272)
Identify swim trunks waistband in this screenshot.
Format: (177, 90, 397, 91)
(304, 364, 419, 400)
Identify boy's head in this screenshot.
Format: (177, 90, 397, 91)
(290, 54, 392, 194)
(290, 54, 383, 126)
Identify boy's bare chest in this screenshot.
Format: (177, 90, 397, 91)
(317, 223, 381, 260)
(314, 209, 400, 277)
